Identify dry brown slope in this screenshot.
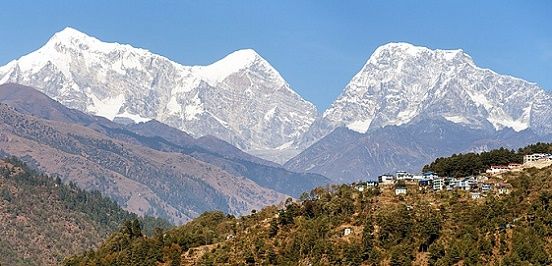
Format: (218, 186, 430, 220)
(0, 103, 285, 223)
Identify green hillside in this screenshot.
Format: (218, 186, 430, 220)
(0, 157, 171, 265)
(65, 162, 552, 265)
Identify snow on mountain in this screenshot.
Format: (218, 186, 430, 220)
(286, 42, 552, 182)
(305, 42, 552, 144)
(0, 27, 317, 162)
(195, 49, 268, 83)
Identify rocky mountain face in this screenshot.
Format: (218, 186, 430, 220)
(0, 27, 316, 163)
(2, 31, 550, 185)
(288, 43, 552, 182)
(299, 42, 552, 149)
(0, 84, 289, 224)
(286, 119, 551, 182)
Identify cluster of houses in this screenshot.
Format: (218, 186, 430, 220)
(352, 153, 551, 200)
(427, 175, 512, 199)
(353, 171, 513, 200)
(356, 168, 511, 200)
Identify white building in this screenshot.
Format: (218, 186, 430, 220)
(423, 172, 439, 180)
(481, 183, 493, 193)
(458, 177, 477, 191)
(378, 174, 395, 185)
(396, 171, 414, 180)
(508, 163, 522, 169)
(343, 228, 352, 236)
(447, 178, 459, 190)
(524, 153, 552, 164)
(366, 181, 379, 187)
(486, 165, 509, 174)
(433, 178, 445, 191)
(395, 187, 407, 195)
(497, 183, 512, 195)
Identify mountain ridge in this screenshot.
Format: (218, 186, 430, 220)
(1, 30, 551, 178)
(0, 27, 317, 163)
(298, 42, 552, 150)
(0, 83, 290, 223)
(287, 118, 552, 182)
(0, 83, 329, 222)
(287, 42, 552, 181)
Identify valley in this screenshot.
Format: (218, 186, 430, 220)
(0, 14, 550, 265)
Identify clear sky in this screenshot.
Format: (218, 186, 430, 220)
(1, 1, 551, 110)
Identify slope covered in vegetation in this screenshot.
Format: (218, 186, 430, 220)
(0, 157, 170, 265)
(423, 142, 552, 177)
(66, 162, 552, 265)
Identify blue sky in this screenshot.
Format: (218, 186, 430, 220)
(1, 1, 551, 110)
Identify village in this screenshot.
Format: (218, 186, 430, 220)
(353, 153, 552, 201)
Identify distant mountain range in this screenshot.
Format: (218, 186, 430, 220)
(0, 83, 328, 223)
(0, 28, 551, 202)
(0, 27, 316, 163)
(287, 42, 552, 182)
(286, 119, 551, 183)
(301, 42, 552, 143)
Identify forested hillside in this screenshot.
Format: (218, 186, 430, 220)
(66, 163, 552, 265)
(0, 157, 170, 265)
(423, 142, 552, 177)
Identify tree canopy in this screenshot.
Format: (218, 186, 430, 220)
(423, 143, 552, 177)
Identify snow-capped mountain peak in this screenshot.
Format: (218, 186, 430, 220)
(0, 27, 317, 163)
(205, 49, 261, 74)
(315, 42, 551, 139)
(46, 27, 151, 55)
(195, 48, 284, 86)
(366, 42, 474, 67)
(49, 27, 98, 45)
(8, 27, 160, 81)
